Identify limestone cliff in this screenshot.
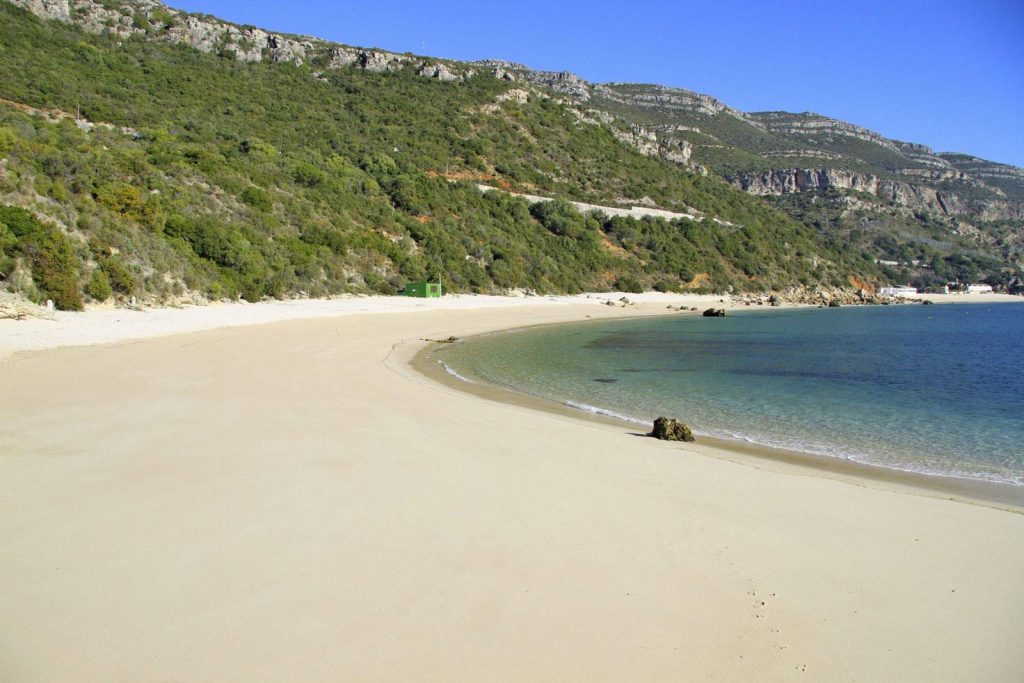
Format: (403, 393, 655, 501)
(726, 168, 1023, 221)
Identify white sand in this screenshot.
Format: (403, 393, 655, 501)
(1, 294, 1023, 682)
(0, 292, 737, 361)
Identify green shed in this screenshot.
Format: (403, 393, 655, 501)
(403, 281, 444, 298)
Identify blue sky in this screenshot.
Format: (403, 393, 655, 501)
(170, 1, 1024, 167)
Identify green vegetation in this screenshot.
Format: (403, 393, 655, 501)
(768, 190, 1022, 289)
(0, 2, 887, 306)
(85, 267, 113, 301)
(0, 205, 83, 309)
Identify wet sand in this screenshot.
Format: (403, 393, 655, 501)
(412, 320, 1024, 512)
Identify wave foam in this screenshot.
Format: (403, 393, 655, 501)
(696, 427, 1024, 487)
(439, 361, 475, 384)
(563, 400, 649, 426)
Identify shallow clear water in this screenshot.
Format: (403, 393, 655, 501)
(436, 303, 1024, 485)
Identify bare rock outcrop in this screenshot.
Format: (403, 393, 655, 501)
(14, 0, 69, 21)
(0, 292, 57, 320)
(726, 168, 1024, 221)
(772, 286, 900, 307)
(516, 70, 592, 101)
(595, 83, 762, 126)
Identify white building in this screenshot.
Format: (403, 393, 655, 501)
(879, 286, 918, 296)
(967, 284, 993, 294)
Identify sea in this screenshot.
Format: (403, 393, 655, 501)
(434, 303, 1024, 486)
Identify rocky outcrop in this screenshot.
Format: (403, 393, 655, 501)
(702, 308, 726, 317)
(0, 292, 57, 320)
(651, 417, 695, 442)
(417, 62, 461, 82)
(14, 0, 68, 21)
(940, 154, 1024, 188)
(894, 168, 970, 182)
(750, 112, 903, 153)
(610, 124, 659, 158)
(607, 122, 690, 165)
(727, 167, 1024, 221)
(516, 70, 592, 101)
(595, 83, 760, 125)
(7, 0, 474, 81)
(893, 141, 960, 171)
(773, 286, 901, 307)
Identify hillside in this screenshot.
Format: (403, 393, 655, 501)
(0, 0, 1018, 309)
(516, 76, 1023, 292)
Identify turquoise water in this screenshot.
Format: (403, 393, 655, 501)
(436, 303, 1024, 486)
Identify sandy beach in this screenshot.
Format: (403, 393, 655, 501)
(2, 292, 1023, 681)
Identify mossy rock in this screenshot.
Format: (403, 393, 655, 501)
(651, 416, 695, 442)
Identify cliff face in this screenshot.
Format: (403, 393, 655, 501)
(478, 72, 1023, 219)
(585, 88, 1024, 226)
(727, 168, 1024, 221)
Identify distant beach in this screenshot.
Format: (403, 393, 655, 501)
(2, 292, 1023, 681)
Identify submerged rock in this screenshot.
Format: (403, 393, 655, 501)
(651, 417, 696, 442)
(702, 307, 726, 317)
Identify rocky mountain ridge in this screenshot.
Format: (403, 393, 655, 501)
(14, 2, 1020, 199)
(11, 0, 475, 80)
(471, 65, 1023, 224)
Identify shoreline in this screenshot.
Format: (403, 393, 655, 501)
(2, 289, 1019, 361)
(4, 290, 1020, 509)
(410, 318, 1024, 512)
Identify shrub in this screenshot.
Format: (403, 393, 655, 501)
(132, 12, 152, 32)
(530, 199, 585, 238)
(0, 206, 83, 310)
(85, 268, 113, 301)
(614, 275, 644, 293)
(293, 162, 326, 187)
(239, 279, 263, 302)
(96, 182, 144, 220)
(241, 186, 273, 212)
(100, 257, 136, 295)
(0, 221, 15, 277)
(653, 279, 679, 293)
